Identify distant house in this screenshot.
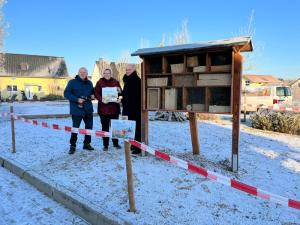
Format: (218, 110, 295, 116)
(91, 58, 141, 86)
(289, 78, 300, 103)
(0, 53, 70, 101)
(242, 75, 282, 87)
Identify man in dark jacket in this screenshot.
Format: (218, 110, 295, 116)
(64, 67, 95, 154)
(122, 64, 141, 154)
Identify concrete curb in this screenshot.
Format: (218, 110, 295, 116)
(0, 155, 132, 225)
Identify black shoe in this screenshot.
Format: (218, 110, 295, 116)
(131, 149, 141, 155)
(103, 146, 108, 151)
(83, 143, 94, 151)
(69, 146, 76, 154)
(113, 144, 122, 149)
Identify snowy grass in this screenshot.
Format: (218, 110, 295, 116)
(0, 167, 89, 225)
(0, 102, 299, 224)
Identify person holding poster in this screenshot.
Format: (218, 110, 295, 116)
(94, 68, 122, 151)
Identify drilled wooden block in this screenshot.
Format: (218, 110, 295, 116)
(147, 88, 160, 110)
(164, 88, 177, 110)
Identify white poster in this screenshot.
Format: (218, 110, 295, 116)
(102, 87, 118, 103)
(110, 119, 136, 139)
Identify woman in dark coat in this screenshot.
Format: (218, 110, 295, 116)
(94, 69, 122, 151)
(122, 64, 141, 154)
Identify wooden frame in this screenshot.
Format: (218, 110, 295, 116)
(135, 39, 252, 171)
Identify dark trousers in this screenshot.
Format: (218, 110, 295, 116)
(127, 114, 141, 142)
(70, 113, 93, 147)
(127, 113, 141, 151)
(100, 114, 119, 147)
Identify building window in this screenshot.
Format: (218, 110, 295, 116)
(38, 86, 42, 91)
(19, 63, 29, 71)
(245, 80, 251, 86)
(7, 85, 18, 91)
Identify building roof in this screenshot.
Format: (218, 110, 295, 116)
(289, 77, 300, 86)
(131, 36, 252, 56)
(0, 53, 69, 77)
(243, 75, 282, 84)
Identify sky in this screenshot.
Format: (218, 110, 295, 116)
(2, 0, 300, 79)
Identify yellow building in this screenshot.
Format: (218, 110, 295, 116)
(0, 53, 70, 101)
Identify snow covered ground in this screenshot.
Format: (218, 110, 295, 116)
(0, 102, 299, 225)
(0, 101, 97, 115)
(0, 167, 89, 225)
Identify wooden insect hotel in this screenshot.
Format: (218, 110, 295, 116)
(132, 37, 253, 171)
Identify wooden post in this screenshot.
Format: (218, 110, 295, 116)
(124, 141, 136, 212)
(10, 105, 16, 153)
(231, 52, 243, 172)
(141, 110, 148, 157)
(242, 90, 247, 122)
(141, 111, 148, 145)
(188, 112, 200, 155)
(141, 59, 149, 156)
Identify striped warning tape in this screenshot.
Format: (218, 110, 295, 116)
(13, 115, 111, 138)
(1, 112, 299, 211)
(128, 140, 300, 211)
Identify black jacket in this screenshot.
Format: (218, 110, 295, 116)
(122, 71, 141, 119)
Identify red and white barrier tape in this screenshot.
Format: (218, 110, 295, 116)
(128, 140, 300, 211)
(243, 104, 300, 113)
(1, 112, 299, 211)
(13, 115, 111, 138)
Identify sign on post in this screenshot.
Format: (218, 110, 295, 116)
(110, 119, 137, 212)
(110, 119, 136, 140)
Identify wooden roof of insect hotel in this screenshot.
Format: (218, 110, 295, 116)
(132, 36, 253, 56)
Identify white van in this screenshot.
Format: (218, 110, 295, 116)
(241, 85, 292, 112)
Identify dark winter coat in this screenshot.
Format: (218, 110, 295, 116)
(121, 71, 141, 119)
(64, 75, 94, 116)
(94, 77, 121, 115)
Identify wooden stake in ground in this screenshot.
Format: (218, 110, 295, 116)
(188, 112, 200, 155)
(124, 141, 136, 212)
(10, 105, 16, 153)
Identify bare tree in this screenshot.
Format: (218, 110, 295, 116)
(174, 19, 190, 45)
(159, 19, 191, 47)
(0, 0, 6, 72)
(140, 38, 150, 49)
(233, 10, 264, 72)
(115, 50, 131, 85)
(158, 33, 166, 47)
